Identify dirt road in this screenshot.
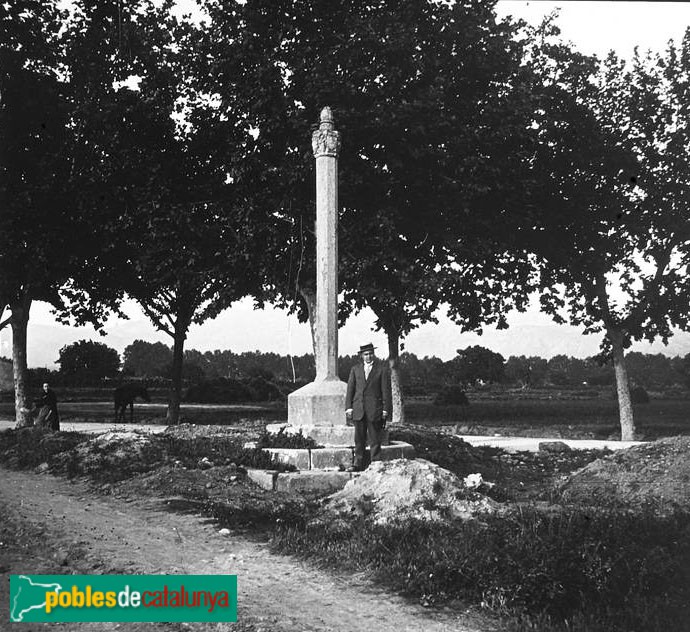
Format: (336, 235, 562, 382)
(0, 467, 494, 632)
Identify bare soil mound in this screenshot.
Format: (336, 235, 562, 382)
(320, 458, 499, 524)
(51, 429, 165, 476)
(556, 436, 690, 512)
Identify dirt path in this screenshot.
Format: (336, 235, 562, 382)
(0, 467, 495, 632)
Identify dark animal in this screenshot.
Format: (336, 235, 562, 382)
(114, 384, 151, 423)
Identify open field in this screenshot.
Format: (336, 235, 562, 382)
(411, 398, 690, 438)
(0, 401, 287, 426)
(2, 394, 688, 438)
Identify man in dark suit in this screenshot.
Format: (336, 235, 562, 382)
(345, 343, 392, 471)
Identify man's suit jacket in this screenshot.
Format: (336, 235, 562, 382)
(345, 358, 392, 422)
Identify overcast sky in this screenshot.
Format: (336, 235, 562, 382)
(3, 1, 690, 367)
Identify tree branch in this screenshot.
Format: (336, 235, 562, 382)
(624, 247, 673, 330)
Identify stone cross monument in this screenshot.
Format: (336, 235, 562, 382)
(278, 107, 350, 445)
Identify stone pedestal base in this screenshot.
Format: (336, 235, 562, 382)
(287, 379, 348, 425)
(266, 422, 389, 448)
(284, 378, 349, 445)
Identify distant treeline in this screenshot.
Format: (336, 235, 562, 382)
(5, 340, 689, 393)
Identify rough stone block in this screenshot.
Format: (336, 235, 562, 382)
(246, 469, 277, 491)
(264, 448, 311, 470)
(310, 447, 354, 470)
(274, 471, 353, 494)
(538, 441, 572, 454)
(287, 379, 348, 427)
(371, 441, 415, 462)
(400, 443, 416, 458)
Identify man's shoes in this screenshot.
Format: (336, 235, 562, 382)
(346, 464, 362, 473)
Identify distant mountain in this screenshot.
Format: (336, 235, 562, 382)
(8, 307, 690, 369)
(406, 322, 690, 360)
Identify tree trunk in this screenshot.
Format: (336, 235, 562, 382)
(11, 298, 32, 427)
(299, 287, 317, 359)
(386, 330, 405, 425)
(609, 327, 635, 441)
(166, 327, 187, 425)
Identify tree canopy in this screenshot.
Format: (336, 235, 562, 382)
(57, 340, 120, 385)
(523, 21, 690, 438)
(63, 0, 271, 422)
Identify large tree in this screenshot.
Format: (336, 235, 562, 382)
(1, 1, 129, 424)
(122, 341, 173, 378)
(526, 20, 690, 439)
(57, 340, 120, 385)
(197, 0, 539, 422)
(1, 1, 80, 424)
(504, 356, 548, 389)
(449, 346, 506, 386)
(66, 0, 268, 423)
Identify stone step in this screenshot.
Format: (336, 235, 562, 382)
(265, 422, 362, 447)
(249, 441, 415, 471)
(247, 468, 357, 493)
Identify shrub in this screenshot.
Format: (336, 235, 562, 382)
(245, 377, 284, 402)
(630, 386, 650, 404)
(256, 428, 322, 449)
(433, 386, 469, 406)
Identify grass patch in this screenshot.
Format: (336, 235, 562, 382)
(271, 506, 690, 632)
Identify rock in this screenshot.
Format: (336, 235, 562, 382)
(319, 458, 499, 525)
(218, 528, 231, 537)
(463, 473, 483, 489)
(538, 441, 573, 454)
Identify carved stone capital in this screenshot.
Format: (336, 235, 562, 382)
(312, 106, 341, 158)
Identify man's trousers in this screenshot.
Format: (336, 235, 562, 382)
(353, 416, 385, 469)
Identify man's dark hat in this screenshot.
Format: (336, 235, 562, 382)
(358, 343, 376, 354)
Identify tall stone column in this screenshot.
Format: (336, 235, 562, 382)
(313, 106, 340, 380)
(280, 107, 350, 445)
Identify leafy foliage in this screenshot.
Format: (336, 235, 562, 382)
(523, 20, 690, 438)
(122, 341, 173, 378)
(57, 340, 120, 385)
(63, 0, 272, 422)
(255, 428, 322, 450)
(194, 0, 539, 360)
(448, 346, 506, 385)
